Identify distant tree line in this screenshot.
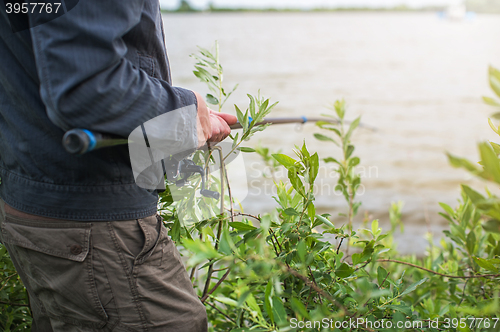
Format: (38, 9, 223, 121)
(165, 0, 500, 13)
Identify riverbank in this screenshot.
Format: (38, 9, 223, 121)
(162, 6, 446, 14)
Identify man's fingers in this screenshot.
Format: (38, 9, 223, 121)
(211, 110, 238, 125)
(207, 115, 229, 143)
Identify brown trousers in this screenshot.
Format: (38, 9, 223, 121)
(0, 199, 207, 332)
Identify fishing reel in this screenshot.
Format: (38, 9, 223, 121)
(163, 158, 220, 200)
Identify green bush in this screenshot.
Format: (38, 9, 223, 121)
(0, 246, 31, 331)
(161, 45, 500, 331)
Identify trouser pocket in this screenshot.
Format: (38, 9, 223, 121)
(0, 217, 109, 329)
(134, 215, 166, 267)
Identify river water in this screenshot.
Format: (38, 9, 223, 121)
(162, 12, 500, 254)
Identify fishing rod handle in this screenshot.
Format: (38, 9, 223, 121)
(62, 129, 125, 154)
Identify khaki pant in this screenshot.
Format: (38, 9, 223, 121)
(0, 199, 207, 332)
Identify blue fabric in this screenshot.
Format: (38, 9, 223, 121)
(0, 0, 197, 220)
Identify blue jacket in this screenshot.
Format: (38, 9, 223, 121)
(0, 1, 197, 220)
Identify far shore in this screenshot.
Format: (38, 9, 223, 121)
(163, 7, 443, 14)
(161, 6, 500, 14)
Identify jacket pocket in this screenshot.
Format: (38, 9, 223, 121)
(137, 52, 157, 78)
(0, 218, 109, 328)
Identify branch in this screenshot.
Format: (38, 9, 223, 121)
(232, 212, 261, 221)
(378, 259, 500, 279)
(282, 264, 349, 315)
(308, 266, 323, 304)
(336, 237, 344, 255)
(204, 301, 237, 324)
(379, 271, 391, 289)
(201, 268, 232, 303)
(202, 147, 225, 298)
(353, 259, 371, 273)
(0, 300, 29, 307)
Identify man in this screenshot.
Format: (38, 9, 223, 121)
(0, 0, 236, 331)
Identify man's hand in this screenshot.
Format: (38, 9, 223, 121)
(194, 91, 237, 146)
(207, 110, 237, 142)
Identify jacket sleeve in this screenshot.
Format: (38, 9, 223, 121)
(28, 0, 197, 138)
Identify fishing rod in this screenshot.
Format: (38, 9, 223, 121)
(61, 116, 374, 200)
(62, 116, 374, 155)
(229, 116, 376, 130)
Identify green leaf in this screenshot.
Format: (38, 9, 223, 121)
(231, 132, 239, 149)
(316, 214, 334, 228)
(439, 212, 453, 222)
(447, 153, 480, 174)
(345, 145, 354, 159)
(400, 278, 428, 297)
(479, 142, 500, 183)
(283, 208, 299, 216)
(259, 98, 269, 113)
(299, 142, 309, 159)
(291, 298, 310, 319)
(335, 263, 354, 278)
(234, 105, 245, 130)
(313, 133, 338, 145)
(310, 153, 319, 184)
(466, 231, 476, 254)
(386, 304, 412, 317)
(488, 118, 499, 134)
(272, 154, 296, 169)
(346, 116, 361, 141)
(491, 142, 500, 155)
(334, 99, 346, 119)
(352, 253, 362, 265)
(307, 202, 315, 222)
(297, 240, 307, 262)
(371, 220, 380, 236)
(483, 219, 500, 234)
(245, 293, 263, 320)
(272, 296, 287, 325)
(229, 222, 257, 231)
(489, 66, 500, 98)
(264, 280, 274, 324)
(193, 66, 218, 87)
(377, 266, 389, 287)
(483, 97, 500, 107)
(439, 202, 456, 218)
(238, 147, 255, 153)
(461, 185, 485, 205)
(248, 94, 256, 119)
(317, 121, 342, 136)
(349, 157, 360, 167)
(206, 93, 219, 105)
(218, 227, 234, 255)
(288, 169, 306, 197)
(473, 257, 499, 273)
(214, 296, 239, 307)
(323, 157, 341, 165)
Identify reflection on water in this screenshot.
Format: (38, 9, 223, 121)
(163, 12, 500, 254)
